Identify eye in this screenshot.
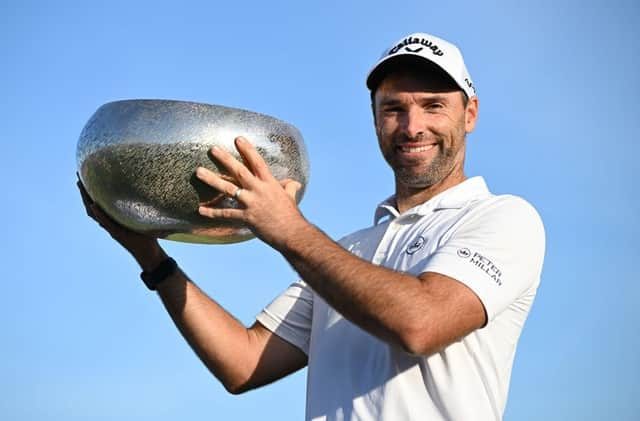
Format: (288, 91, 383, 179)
(425, 102, 444, 110)
(382, 106, 404, 115)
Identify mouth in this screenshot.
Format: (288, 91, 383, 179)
(396, 144, 437, 153)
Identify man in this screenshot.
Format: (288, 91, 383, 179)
(79, 32, 545, 420)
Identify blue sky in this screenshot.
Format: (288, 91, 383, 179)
(2, 0, 638, 420)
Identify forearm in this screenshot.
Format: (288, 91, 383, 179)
(276, 222, 427, 351)
(153, 268, 256, 392)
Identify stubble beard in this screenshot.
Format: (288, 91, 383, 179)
(393, 143, 459, 189)
(386, 126, 467, 190)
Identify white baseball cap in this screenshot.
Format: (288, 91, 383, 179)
(366, 32, 476, 98)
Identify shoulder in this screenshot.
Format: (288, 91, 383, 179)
(452, 192, 543, 228)
(463, 193, 544, 234)
(456, 193, 546, 266)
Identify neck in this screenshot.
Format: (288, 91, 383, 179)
(394, 167, 466, 214)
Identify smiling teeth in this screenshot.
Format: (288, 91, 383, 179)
(399, 145, 435, 153)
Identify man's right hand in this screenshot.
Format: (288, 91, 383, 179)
(77, 177, 167, 271)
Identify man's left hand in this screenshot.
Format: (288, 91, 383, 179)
(195, 136, 306, 249)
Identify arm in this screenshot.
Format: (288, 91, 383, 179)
(156, 274, 307, 393)
(278, 225, 485, 355)
(196, 138, 486, 355)
(77, 180, 307, 393)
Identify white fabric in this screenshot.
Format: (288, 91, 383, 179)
(257, 177, 545, 421)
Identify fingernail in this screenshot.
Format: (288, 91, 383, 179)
(196, 167, 205, 177)
(236, 136, 245, 144)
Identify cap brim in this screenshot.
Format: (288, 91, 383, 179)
(366, 54, 459, 92)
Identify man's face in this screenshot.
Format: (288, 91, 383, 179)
(373, 69, 478, 191)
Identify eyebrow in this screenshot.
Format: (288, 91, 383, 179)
(379, 94, 451, 107)
(421, 95, 450, 103)
(378, 98, 404, 108)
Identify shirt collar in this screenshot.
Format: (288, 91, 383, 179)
(373, 176, 491, 225)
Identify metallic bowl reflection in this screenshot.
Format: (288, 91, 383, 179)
(76, 99, 309, 244)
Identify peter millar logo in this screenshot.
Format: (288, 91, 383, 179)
(406, 236, 426, 255)
(388, 36, 444, 57)
(457, 248, 502, 286)
(457, 248, 471, 258)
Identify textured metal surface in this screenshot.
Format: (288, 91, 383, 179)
(77, 100, 309, 244)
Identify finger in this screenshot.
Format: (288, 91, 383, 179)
(77, 181, 96, 217)
(76, 178, 132, 235)
(89, 202, 108, 221)
(196, 167, 248, 200)
(234, 137, 273, 181)
(210, 144, 257, 188)
(76, 183, 117, 225)
(198, 206, 245, 220)
(77, 180, 92, 203)
(281, 179, 302, 202)
(88, 202, 120, 230)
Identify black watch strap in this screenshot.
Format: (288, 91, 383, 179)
(140, 257, 178, 291)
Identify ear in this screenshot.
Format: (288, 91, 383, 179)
(465, 96, 479, 134)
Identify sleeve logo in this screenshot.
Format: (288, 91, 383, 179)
(457, 248, 503, 286)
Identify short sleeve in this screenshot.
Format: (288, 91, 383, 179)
(256, 280, 314, 355)
(419, 196, 545, 321)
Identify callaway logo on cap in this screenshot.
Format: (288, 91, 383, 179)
(366, 32, 476, 98)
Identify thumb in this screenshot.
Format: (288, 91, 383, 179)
(281, 179, 303, 202)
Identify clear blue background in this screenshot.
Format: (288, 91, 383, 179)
(2, 0, 638, 420)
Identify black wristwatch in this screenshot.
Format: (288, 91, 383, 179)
(140, 257, 178, 290)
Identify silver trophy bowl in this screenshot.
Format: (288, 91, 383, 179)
(77, 99, 309, 244)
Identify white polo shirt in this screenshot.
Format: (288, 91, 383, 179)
(257, 177, 545, 421)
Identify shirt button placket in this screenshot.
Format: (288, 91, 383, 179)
(373, 220, 402, 265)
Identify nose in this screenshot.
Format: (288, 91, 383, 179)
(401, 106, 426, 140)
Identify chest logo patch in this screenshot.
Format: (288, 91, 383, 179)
(406, 236, 426, 255)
